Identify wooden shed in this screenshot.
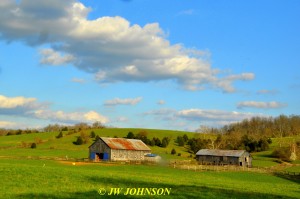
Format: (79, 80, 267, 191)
(89, 137, 151, 162)
(196, 149, 252, 167)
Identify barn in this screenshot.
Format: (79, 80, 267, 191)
(196, 149, 252, 167)
(89, 137, 151, 162)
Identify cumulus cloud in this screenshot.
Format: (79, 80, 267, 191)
(39, 48, 75, 65)
(104, 97, 142, 106)
(0, 0, 254, 92)
(144, 107, 263, 128)
(176, 109, 260, 122)
(0, 94, 109, 124)
(33, 109, 109, 124)
(0, 95, 38, 109)
(0, 95, 46, 115)
(237, 101, 287, 109)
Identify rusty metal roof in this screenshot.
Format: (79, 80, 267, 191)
(196, 149, 247, 157)
(100, 137, 151, 151)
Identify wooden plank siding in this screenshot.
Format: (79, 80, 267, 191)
(196, 149, 252, 167)
(89, 137, 151, 162)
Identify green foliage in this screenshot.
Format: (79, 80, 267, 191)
(126, 132, 134, 139)
(177, 136, 185, 146)
(272, 147, 291, 162)
(30, 143, 37, 149)
(171, 148, 176, 155)
(74, 136, 84, 145)
(56, 131, 63, 139)
(90, 131, 96, 138)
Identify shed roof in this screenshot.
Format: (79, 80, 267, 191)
(98, 137, 151, 151)
(196, 149, 247, 157)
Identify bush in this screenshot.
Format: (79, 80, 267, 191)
(178, 153, 181, 156)
(56, 131, 63, 139)
(73, 136, 84, 145)
(127, 132, 134, 139)
(171, 148, 176, 155)
(90, 131, 96, 138)
(31, 143, 37, 149)
(272, 147, 291, 162)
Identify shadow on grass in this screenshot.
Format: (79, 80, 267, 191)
(15, 175, 299, 199)
(273, 172, 300, 184)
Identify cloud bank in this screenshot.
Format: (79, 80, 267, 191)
(0, 0, 254, 92)
(237, 101, 287, 109)
(0, 94, 109, 124)
(104, 97, 142, 106)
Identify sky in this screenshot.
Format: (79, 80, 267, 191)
(0, 0, 299, 131)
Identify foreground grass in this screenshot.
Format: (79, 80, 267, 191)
(0, 159, 299, 199)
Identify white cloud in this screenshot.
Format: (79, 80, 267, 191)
(39, 48, 75, 65)
(0, 94, 109, 124)
(0, 0, 254, 92)
(104, 97, 142, 106)
(32, 109, 109, 124)
(237, 101, 287, 109)
(0, 95, 46, 115)
(0, 95, 37, 109)
(176, 109, 260, 122)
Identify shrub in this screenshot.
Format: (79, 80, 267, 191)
(177, 153, 181, 156)
(56, 131, 63, 139)
(31, 143, 37, 149)
(90, 131, 96, 138)
(127, 132, 134, 139)
(272, 147, 291, 162)
(171, 148, 176, 155)
(74, 136, 84, 145)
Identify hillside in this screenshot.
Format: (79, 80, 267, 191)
(0, 128, 201, 160)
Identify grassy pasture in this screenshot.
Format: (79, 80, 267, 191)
(0, 128, 198, 160)
(0, 159, 299, 199)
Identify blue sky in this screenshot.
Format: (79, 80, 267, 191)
(0, 0, 299, 131)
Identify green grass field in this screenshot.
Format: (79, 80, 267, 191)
(0, 159, 299, 199)
(1, 128, 299, 199)
(0, 128, 200, 160)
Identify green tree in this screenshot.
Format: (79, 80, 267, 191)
(90, 131, 96, 138)
(171, 148, 176, 155)
(127, 132, 134, 139)
(74, 136, 84, 145)
(177, 136, 185, 146)
(31, 143, 37, 149)
(56, 131, 63, 139)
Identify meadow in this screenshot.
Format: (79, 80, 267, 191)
(0, 128, 299, 199)
(1, 159, 299, 199)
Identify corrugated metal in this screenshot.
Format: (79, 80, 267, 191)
(196, 149, 246, 157)
(101, 137, 151, 151)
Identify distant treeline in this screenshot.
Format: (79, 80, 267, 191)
(0, 122, 105, 136)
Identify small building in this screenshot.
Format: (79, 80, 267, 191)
(89, 137, 151, 162)
(196, 149, 252, 167)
